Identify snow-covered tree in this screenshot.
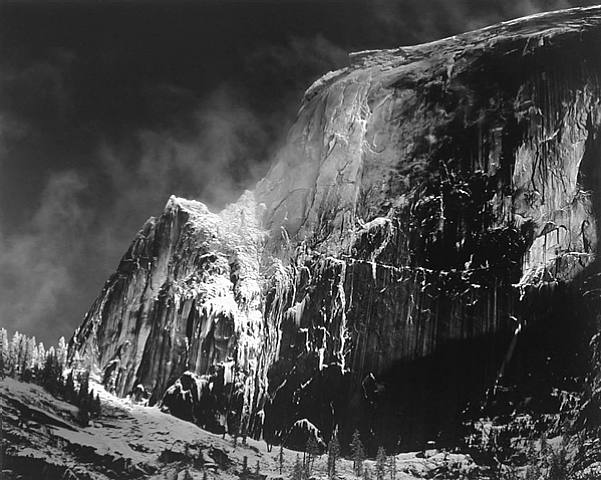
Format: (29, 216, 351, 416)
(306, 435, 320, 475)
(290, 454, 304, 480)
(0, 340, 4, 378)
(0, 329, 8, 377)
(36, 342, 46, 371)
(363, 467, 371, 480)
(327, 432, 340, 479)
(375, 447, 387, 480)
(10, 331, 21, 376)
(351, 429, 365, 476)
(20, 336, 37, 380)
(56, 337, 68, 370)
(389, 454, 396, 480)
(279, 444, 285, 475)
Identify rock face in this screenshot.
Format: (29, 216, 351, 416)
(72, 6, 601, 451)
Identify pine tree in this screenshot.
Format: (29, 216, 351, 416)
(42, 349, 62, 396)
(56, 337, 67, 370)
(306, 436, 320, 475)
(0, 329, 8, 378)
(255, 459, 260, 475)
(20, 336, 36, 381)
(77, 371, 90, 408)
(327, 432, 340, 479)
(242, 456, 248, 473)
(10, 331, 21, 377)
(0, 337, 5, 380)
(279, 443, 285, 475)
(77, 401, 90, 427)
(375, 447, 387, 480)
(64, 371, 76, 403)
(17, 334, 28, 379)
(88, 389, 95, 413)
(36, 342, 46, 372)
(351, 429, 365, 476)
(291, 454, 303, 480)
(363, 466, 371, 480)
(547, 444, 567, 480)
(389, 454, 396, 480)
(93, 393, 101, 417)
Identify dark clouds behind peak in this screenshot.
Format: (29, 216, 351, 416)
(0, 0, 597, 343)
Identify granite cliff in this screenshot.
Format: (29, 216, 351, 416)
(71, 6, 601, 452)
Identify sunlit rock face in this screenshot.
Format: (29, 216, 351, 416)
(72, 6, 601, 451)
(72, 193, 288, 439)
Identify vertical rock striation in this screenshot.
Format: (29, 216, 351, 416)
(72, 6, 601, 450)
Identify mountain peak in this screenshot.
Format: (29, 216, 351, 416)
(72, 6, 601, 451)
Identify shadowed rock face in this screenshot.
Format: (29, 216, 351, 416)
(72, 6, 601, 451)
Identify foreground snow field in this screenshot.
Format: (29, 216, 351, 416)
(0, 378, 482, 479)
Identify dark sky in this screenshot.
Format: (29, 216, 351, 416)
(0, 0, 596, 345)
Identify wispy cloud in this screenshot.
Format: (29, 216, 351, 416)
(0, 171, 89, 339)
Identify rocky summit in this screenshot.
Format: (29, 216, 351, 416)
(71, 5, 601, 455)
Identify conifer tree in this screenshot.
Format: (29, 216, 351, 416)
(64, 371, 76, 403)
(20, 336, 36, 381)
(77, 400, 90, 427)
(10, 331, 21, 377)
(42, 349, 62, 395)
(0, 329, 8, 378)
(389, 454, 396, 480)
(375, 447, 387, 480)
(306, 436, 320, 475)
(93, 393, 102, 417)
(327, 432, 340, 479)
(363, 466, 371, 480)
(350, 429, 365, 476)
(88, 389, 95, 412)
(36, 342, 46, 371)
(279, 443, 285, 475)
(16, 334, 26, 376)
(547, 444, 567, 480)
(56, 337, 68, 370)
(77, 371, 90, 408)
(291, 454, 303, 480)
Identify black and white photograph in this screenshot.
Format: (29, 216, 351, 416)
(1, 0, 601, 478)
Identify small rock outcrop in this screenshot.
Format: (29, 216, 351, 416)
(71, 6, 601, 450)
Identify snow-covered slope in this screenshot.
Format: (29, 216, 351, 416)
(0, 377, 483, 479)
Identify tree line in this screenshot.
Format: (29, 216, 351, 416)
(0, 328, 101, 426)
(286, 429, 397, 480)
